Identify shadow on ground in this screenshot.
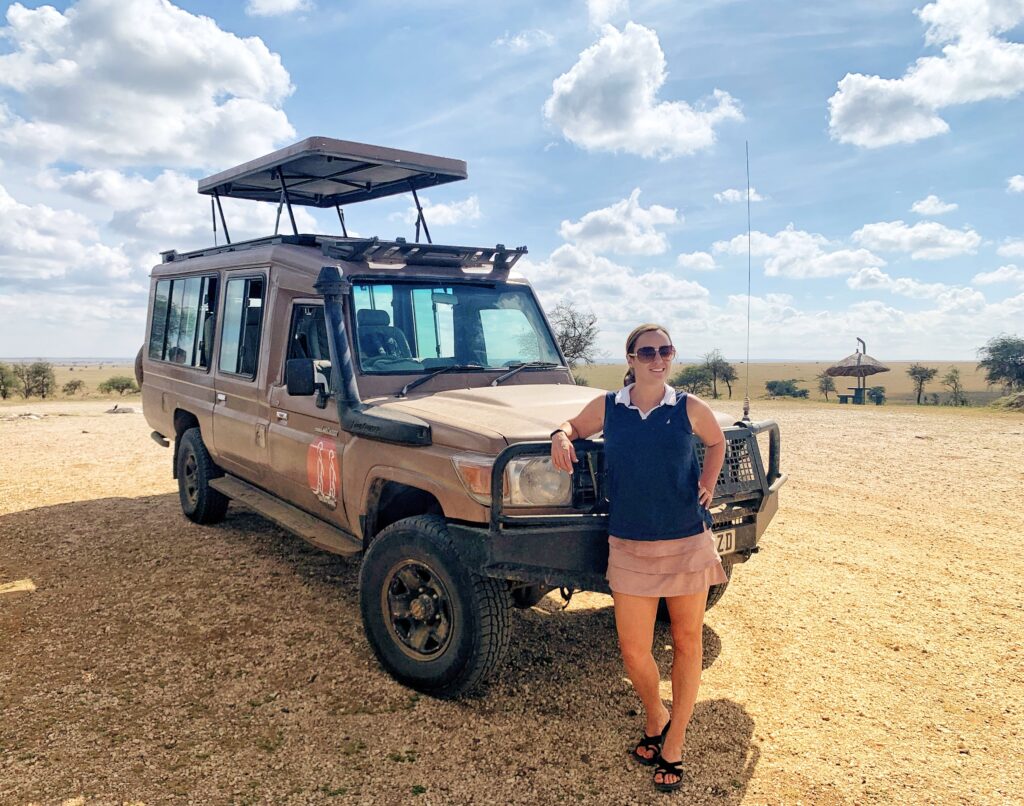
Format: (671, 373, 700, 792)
(1, 495, 758, 804)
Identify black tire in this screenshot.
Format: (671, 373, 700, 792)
(656, 562, 734, 622)
(510, 584, 552, 609)
(359, 515, 511, 698)
(176, 427, 229, 524)
(134, 346, 144, 387)
(705, 561, 733, 610)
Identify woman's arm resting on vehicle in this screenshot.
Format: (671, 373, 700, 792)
(686, 395, 726, 507)
(551, 394, 606, 474)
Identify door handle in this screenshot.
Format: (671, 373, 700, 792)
(216, 393, 226, 402)
(276, 411, 288, 422)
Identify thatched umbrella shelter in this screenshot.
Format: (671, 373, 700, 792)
(825, 338, 889, 403)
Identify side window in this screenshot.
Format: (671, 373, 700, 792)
(219, 277, 265, 378)
(148, 280, 171, 360)
(147, 275, 219, 368)
(287, 304, 330, 361)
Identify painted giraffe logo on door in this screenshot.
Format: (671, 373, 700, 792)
(306, 437, 339, 509)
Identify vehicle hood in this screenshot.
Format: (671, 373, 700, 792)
(375, 384, 605, 447)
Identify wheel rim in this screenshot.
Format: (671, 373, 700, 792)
(381, 559, 453, 660)
(183, 449, 199, 506)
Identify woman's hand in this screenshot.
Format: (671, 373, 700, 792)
(551, 431, 578, 474)
(697, 482, 714, 508)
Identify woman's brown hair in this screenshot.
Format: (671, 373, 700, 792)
(623, 323, 672, 386)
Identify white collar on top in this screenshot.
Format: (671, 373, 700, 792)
(614, 383, 678, 420)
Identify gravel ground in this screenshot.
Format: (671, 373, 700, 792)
(1, 400, 1022, 805)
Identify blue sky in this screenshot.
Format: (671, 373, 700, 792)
(0, 0, 1021, 359)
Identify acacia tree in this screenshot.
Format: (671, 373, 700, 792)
(977, 334, 1024, 393)
(816, 372, 836, 401)
(547, 300, 599, 370)
(63, 379, 86, 396)
(720, 362, 738, 398)
(906, 363, 939, 405)
(942, 367, 968, 406)
(670, 365, 713, 395)
(703, 350, 737, 399)
(0, 363, 23, 400)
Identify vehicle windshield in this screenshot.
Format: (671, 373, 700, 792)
(351, 280, 562, 374)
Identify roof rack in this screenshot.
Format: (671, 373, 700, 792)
(160, 234, 527, 278)
(320, 237, 527, 276)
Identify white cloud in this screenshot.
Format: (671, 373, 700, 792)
(525, 244, 712, 346)
(246, 0, 311, 15)
(996, 238, 1024, 257)
(846, 267, 954, 299)
(1009, 174, 1024, 193)
(396, 196, 482, 228)
(910, 194, 958, 215)
(677, 251, 717, 271)
(852, 219, 981, 259)
(972, 264, 1024, 284)
(543, 23, 742, 159)
(828, 0, 1024, 148)
(0, 0, 295, 169)
(713, 224, 886, 278)
(51, 168, 317, 247)
(558, 189, 679, 255)
(714, 187, 765, 204)
(0, 183, 134, 287)
(492, 29, 555, 52)
(587, 0, 629, 27)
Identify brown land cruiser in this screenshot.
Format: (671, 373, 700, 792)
(140, 137, 786, 697)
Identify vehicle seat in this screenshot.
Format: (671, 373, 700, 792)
(357, 309, 412, 359)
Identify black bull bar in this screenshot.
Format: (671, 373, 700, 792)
(446, 421, 787, 593)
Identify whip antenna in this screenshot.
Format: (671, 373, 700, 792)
(742, 141, 752, 422)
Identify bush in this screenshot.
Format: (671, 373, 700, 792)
(765, 379, 807, 398)
(98, 376, 139, 396)
(867, 385, 886, 405)
(63, 379, 87, 396)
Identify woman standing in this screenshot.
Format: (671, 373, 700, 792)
(550, 323, 727, 793)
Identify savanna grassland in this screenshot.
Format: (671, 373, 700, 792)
(1, 393, 1022, 804)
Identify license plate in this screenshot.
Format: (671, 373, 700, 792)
(715, 530, 736, 555)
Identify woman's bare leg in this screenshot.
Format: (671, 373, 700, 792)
(613, 591, 670, 760)
(657, 587, 709, 785)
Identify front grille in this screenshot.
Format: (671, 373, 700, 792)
(571, 446, 607, 512)
(697, 434, 759, 496)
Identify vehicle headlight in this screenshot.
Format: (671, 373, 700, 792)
(506, 456, 571, 507)
(452, 454, 572, 507)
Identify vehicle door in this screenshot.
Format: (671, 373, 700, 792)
(266, 301, 353, 530)
(213, 273, 270, 481)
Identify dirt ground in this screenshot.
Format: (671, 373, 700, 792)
(1, 400, 1022, 805)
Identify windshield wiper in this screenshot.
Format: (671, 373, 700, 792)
(398, 364, 485, 398)
(490, 361, 561, 386)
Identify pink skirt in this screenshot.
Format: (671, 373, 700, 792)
(606, 529, 728, 597)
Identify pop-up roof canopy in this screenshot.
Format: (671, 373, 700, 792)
(197, 136, 467, 207)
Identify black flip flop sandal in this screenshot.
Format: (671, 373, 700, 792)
(631, 719, 670, 766)
(653, 754, 684, 792)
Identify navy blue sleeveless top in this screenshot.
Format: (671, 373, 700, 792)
(602, 389, 707, 541)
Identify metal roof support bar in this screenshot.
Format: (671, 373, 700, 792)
(274, 189, 286, 236)
(213, 191, 231, 245)
(336, 205, 348, 237)
(409, 184, 432, 245)
(276, 168, 299, 236)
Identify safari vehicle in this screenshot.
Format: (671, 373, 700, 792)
(140, 137, 786, 697)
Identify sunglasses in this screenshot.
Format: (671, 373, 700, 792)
(628, 345, 676, 362)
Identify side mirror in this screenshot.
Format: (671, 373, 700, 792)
(286, 358, 316, 396)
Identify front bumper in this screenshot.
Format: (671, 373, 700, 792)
(446, 421, 786, 593)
